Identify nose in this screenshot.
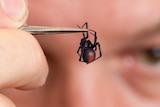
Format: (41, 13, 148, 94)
(46, 62, 107, 107)
(64, 64, 105, 107)
(46, 58, 134, 107)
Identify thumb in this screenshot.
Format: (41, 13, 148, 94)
(0, 94, 16, 107)
(0, 0, 28, 28)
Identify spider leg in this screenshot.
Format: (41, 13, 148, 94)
(77, 47, 81, 56)
(77, 22, 89, 39)
(82, 22, 88, 29)
(83, 32, 88, 38)
(82, 23, 89, 39)
(89, 30, 97, 47)
(77, 22, 88, 29)
(77, 47, 84, 62)
(94, 42, 102, 60)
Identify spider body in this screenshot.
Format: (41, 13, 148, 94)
(80, 39, 96, 63)
(77, 23, 102, 64)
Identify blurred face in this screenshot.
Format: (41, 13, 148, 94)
(3, 0, 160, 107)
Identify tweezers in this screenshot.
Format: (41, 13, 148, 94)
(19, 25, 88, 35)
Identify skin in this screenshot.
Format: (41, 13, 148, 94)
(1, 0, 160, 107)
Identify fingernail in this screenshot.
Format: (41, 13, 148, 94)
(0, 0, 27, 20)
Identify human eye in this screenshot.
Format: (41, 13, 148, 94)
(136, 46, 160, 73)
(140, 47, 160, 65)
(121, 44, 160, 98)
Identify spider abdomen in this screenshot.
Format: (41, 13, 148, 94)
(83, 48, 96, 63)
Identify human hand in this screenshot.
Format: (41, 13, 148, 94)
(0, 0, 48, 106)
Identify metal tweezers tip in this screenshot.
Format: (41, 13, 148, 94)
(20, 25, 88, 35)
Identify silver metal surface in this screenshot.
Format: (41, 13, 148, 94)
(20, 25, 88, 35)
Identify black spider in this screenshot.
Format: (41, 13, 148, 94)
(77, 22, 102, 64)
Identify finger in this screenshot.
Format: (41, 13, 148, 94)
(0, 29, 48, 90)
(0, 0, 28, 28)
(0, 94, 16, 107)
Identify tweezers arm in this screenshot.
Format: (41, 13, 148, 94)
(20, 25, 88, 35)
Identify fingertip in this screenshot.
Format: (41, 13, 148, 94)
(0, 94, 16, 107)
(0, 29, 49, 89)
(0, 0, 28, 28)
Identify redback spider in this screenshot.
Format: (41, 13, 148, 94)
(77, 22, 102, 64)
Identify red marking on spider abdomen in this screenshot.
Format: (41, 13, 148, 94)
(83, 49, 96, 63)
(88, 51, 95, 63)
